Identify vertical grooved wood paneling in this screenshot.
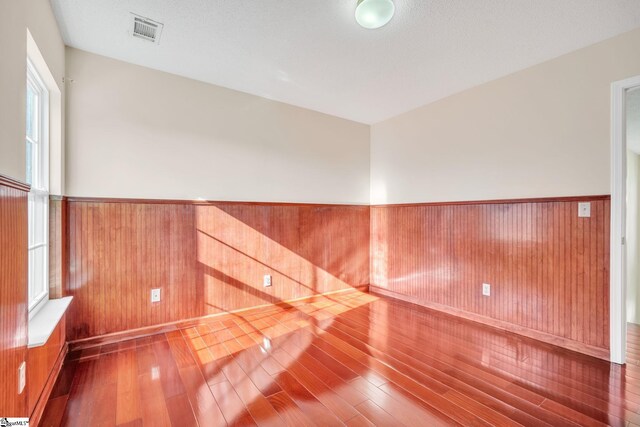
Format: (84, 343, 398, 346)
(370, 197, 610, 357)
(28, 316, 66, 417)
(0, 177, 29, 417)
(49, 197, 67, 299)
(65, 200, 370, 342)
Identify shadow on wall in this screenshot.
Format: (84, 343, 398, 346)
(64, 201, 370, 341)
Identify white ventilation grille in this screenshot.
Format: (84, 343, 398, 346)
(131, 14, 163, 44)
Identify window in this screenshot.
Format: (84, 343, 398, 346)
(27, 59, 50, 316)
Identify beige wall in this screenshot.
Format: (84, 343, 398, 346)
(370, 28, 640, 204)
(0, 0, 65, 186)
(6, 12, 639, 205)
(0, 1, 28, 180)
(65, 48, 370, 204)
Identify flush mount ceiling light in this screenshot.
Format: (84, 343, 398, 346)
(355, 0, 395, 29)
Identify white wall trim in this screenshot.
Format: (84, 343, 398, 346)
(611, 75, 640, 364)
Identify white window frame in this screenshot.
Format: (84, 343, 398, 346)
(27, 58, 50, 318)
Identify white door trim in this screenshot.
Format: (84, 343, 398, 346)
(611, 75, 640, 364)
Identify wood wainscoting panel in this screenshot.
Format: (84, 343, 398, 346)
(65, 199, 370, 341)
(28, 315, 66, 424)
(49, 197, 67, 299)
(370, 196, 610, 357)
(0, 175, 29, 417)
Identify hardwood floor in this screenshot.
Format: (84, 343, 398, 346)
(40, 291, 639, 426)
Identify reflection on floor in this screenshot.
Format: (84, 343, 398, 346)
(41, 291, 636, 426)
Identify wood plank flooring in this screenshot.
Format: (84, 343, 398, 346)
(40, 291, 640, 426)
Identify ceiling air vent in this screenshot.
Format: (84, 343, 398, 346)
(131, 14, 163, 44)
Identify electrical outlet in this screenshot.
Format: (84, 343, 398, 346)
(151, 365, 160, 380)
(151, 288, 161, 303)
(18, 361, 26, 394)
(482, 283, 491, 297)
(263, 274, 272, 287)
(578, 202, 591, 218)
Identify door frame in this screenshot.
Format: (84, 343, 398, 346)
(611, 75, 640, 364)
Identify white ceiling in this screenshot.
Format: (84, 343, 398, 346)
(51, 0, 640, 124)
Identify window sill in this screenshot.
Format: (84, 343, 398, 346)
(28, 296, 73, 348)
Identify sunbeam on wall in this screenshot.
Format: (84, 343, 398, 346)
(195, 205, 369, 314)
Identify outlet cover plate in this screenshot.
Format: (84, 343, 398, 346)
(263, 275, 272, 287)
(18, 361, 26, 394)
(578, 202, 591, 218)
(482, 283, 491, 297)
(151, 288, 161, 303)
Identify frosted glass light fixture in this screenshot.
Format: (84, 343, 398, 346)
(355, 0, 395, 29)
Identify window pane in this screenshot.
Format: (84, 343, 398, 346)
(26, 62, 49, 312)
(28, 192, 35, 247)
(28, 245, 47, 308)
(26, 83, 38, 141)
(26, 141, 34, 186)
(34, 195, 45, 244)
(26, 140, 40, 191)
(34, 245, 45, 297)
(28, 248, 35, 304)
